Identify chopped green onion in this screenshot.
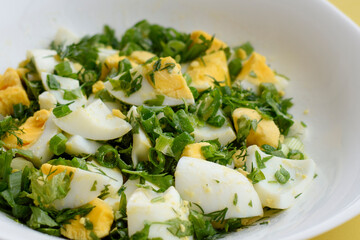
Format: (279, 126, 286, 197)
(95, 145, 119, 168)
(49, 133, 68, 155)
(275, 165, 290, 184)
(52, 102, 73, 118)
(144, 95, 165, 106)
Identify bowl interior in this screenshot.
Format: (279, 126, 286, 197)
(1, 0, 360, 239)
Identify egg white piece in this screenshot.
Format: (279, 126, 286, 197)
(127, 106, 151, 166)
(29, 115, 61, 167)
(175, 156, 263, 219)
(104, 66, 194, 106)
(10, 157, 34, 171)
(87, 94, 122, 111)
(192, 111, 236, 146)
(27, 49, 59, 74)
(41, 72, 79, 91)
(104, 179, 159, 211)
(39, 91, 57, 110)
(52, 99, 132, 141)
(65, 135, 102, 156)
(127, 186, 193, 240)
(98, 48, 120, 62)
(245, 145, 316, 209)
(53, 27, 79, 47)
(87, 160, 123, 196)
(50, 168, 112, 210)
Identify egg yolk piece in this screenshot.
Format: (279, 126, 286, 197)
(143, 57, 194, 101)
(187, 50, 230, 91)
(236, 52, 278, 85)
(3, 109, 50, 149)
(60, 198, 114, 240)
(100, 54, 138, 80)
(0, 68, 30, 116)
(190, 30, 228, 54)
(232, 108, 280, 148)
(181, 142, 211, 160)
(40, 163, 76, 180)
(128, 51, 156, 64)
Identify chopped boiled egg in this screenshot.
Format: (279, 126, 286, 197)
(128, 50, 156, 64)
(2, 110, 60, 167)
(87, 160, 123, 196)
(104, 56, 195, 106)
(65, 135, 102, 156)
(187, 51, 230, 91)
(99, 54, 137, 80)
(234, 52, 288, 93)
(10, 157, 34, 171)
(190, 30, 228, 54)
(26, 49, 60, 74)
(193, 111, 236, 146)
(181, 142, 210, 159)
(127, 186, 193, 240)
(232, 107, 280, 148)
(60, 198, 114, 240)
(53, 27, 79, 48)
(92, 81, 105, 93)
(245, 145, 316, 209)
(127, 106, 151, 166)
(40, 164, 113, 210)
(52, 99, 132, 141)
(175, 156, 263, 219)
(0, 68, 30, 116)
(40, 72, 87, 111)
(38, 91, 57, 110)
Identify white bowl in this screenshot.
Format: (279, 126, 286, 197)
(1, 0, 360, 239)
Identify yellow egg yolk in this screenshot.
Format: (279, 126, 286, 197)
(60, 198, 114, 240)
(0, 68, 30, 116)
(40, 164, 77, 180)
(100, 54, 138, 80)
(181, 142, 211, 160)
(190, 30, 228, 54)
(187, 50, 230, 91)
(236, 52, 278, 85)
(2, 109, 50, 149)
(143, 57, 193, 100)
(232, 107, 280, 148)
(129, 51, 156, 64)
(92, 81, 105, 94)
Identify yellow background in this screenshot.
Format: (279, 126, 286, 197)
(312, 0, 360, 239)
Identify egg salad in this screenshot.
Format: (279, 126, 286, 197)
(0, 20, 315, 240)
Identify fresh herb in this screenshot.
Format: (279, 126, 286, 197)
(49, 133, 68, 156)
(46, 74, 60, 90)
(63, 88, 82, 100)
(249, 70, 257, 78)
(205, 207, 228, 223)
(109, 60, 142, 97)
(294, 193, 302, 199)
(248, 200, 253, 207)
(144, 95, 165, 106)
(28, 169, 71, 206)
(52, 102, 73, 118)
(84, 218, 94, 230)
(0, 116, 23, 146)
(228, 58, 243, 82)
(233, 193, 238, 206)
(200, 141, 235, 166)
(122, 170, 173, 193)
(90, 181, 97, 191)
(274, 165, 290, 184)
(247, 164, 266, 184)
(54, 62, 77, 79)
